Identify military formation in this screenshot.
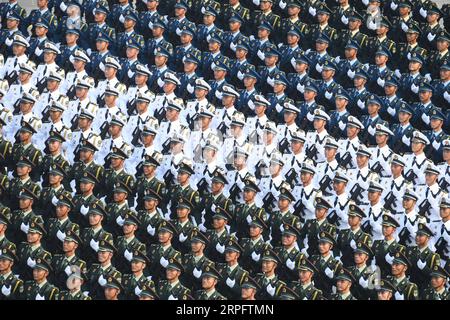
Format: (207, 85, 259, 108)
(0, 0, 448, 301)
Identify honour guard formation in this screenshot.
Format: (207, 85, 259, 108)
(0, 0, 448, 300)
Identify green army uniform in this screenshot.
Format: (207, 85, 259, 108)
(39, 132, 71, 188)
(280, 17, 309, 47)
(307, 5, 338, 49)
(330, 268, 357, 300)
(194, 265, 226, 300)
(71, 159, 104, 196)
(388, 251, 419, 300)
(0, 245, 24, 300)
(121, 249, 155, 300)
(57, 290, 92, 300)
(422, 266, 450, 300)
(396, 41, 428, 71)
(105, 201, 130, 237)
(368, 36, 397, 64)
(171, 197, 197, 254)
(135, 175, 166, 211)
(101, 161, 135, 205)
(9, 167, 41, 212)
(0, 207, 14, 252)
(24, 256, 59, 300)
(348, 242, 377, 300)
(169, 183, 201, 220)
(147, 220, 182, 284)
(252, 10, 281, 37)
(36, 183, 66, 219)
(254, 249, 286, 300)
(136, 187, 165, 246)
(0, 135, 12, 175)
(300, 218, 337, 257)
(205, 225, 230, 264)
(201, 188, 233, 230)
(157, 257, 191, 300)
(290, 258, 324, 300)
(220, 2, 250, 27)
(310, 231, 343, 299)
(11, 143, 43, 182)
(216, 238, 249, 300)
(72, 171, 101, 228)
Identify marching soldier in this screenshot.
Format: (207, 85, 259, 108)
(331, 268, 357, 300)
(195, 264, 226, 300)
(422, 265, 450, 300)
(387, 250, 419, 300)
(157, 256, 192, 300)
(24, 255, 59, 300)
(290, 258, 324, 300)
(121, 248, 154, 300)
(348, 241, 376, 300)
(0, 244, 24, 300)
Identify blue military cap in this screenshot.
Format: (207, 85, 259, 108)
(317, 3, 331, 15)
(287, 25, 302, 38)
(399, 101, 413, 114)
(409, 52, 424, 64)
(335, 88, 350, 100)
(153, 17, 166, 29)
(213, 59, 230, 72)
(244, 66, 260, 80)
(440, 62, 450, 71)
(430, 107, 446, 121)
(295, 54, 311, 65)
(180, 23, 196, 37)
(375, 46, 391, 58)
(384, 75, 399, 87)
(235, 37, 250, 51)
(6, 11, 21, 21)
(155, 43, 173, 57)
(345, 39, 360, 51)
(66, 28, 80, 36)
(97, 32, 112, 43)
(174, 0, 189, 10)
(316, 32, 331, 44)
(207, 31, 223, 45)
(380, 16, 392, 29)
(258, 21, 273, 33)
(94, 3, 109, 15)
(304, 80, 319, 92)
(203, 5, 218, 16)
(437, 31, 450, 42)
(35, 18, 49, 29)
(273, 72, 289, 86)
(367, 94, 382, 106)
(184, 52, 200, 64)
(322, 59, 337, 71)
(228, 13, 244, 24)
(126, 38, 141, 50)
(265, 45, 281, 57)
(124, 10, 139, 22)
(419, 82, 434, 92)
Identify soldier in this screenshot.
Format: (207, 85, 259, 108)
(171, 197, 196, 254)
(137, 186, 165, 246)
(240, 275, 260, 300)
(389, 102, 415, 155)
(376, 278, 396, 300)
(121, 249, 154, 300)
(109, 0, 137, 34)
(194, 264, 226, 300)
(57, 271, 91, 300)
(9, 156, 41, 213)
(105, 180, 132, 237)
(304, 109, 331, 163)
(426, 31, 450, 79)
(253, 248, 285, 299)
(412, 83, 438, 132)
(331, 268, 357, 300)
(396, 24, 428, 74)
(0, 0, 26, 30)
(87, 4, 116, 50)
(380, 76, 403, 124)
(60, 50, 92, 100)
(157, 256, 192, 300)
(24, 255, 59, 300)
(307, 3, 337, 52)
(348, 241, 376, 300)
(148, 43, 173, 94)
(23, 0, 58, 42)
(422, 265, 450, 300)
(404, 131, 432, 185)
(397, 189, 426, 246)
(289, 258, 324, 300)
(0, 244, 24, 300)
(361, 182, 385, 241)
(206, 207, 231, 263)
(103, 273, 123, 300)
(274, 223, 305, 283)
(388, 250, 419, 300)
(425, 108, 449, 164)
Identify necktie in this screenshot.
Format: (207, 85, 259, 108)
(13, 57, 17, 68)
(166, 122, 171, 134)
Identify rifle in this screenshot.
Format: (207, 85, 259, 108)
(196, 178, 209, 197)
(404, 169, 417, 183)
(36, 77, 47, 93)
(70, 114, 79, 131)
(293, 200, 305, 221)
(228, 183, 241, 202)
(41, 105, 51, 123)
(262, 192, 276, 213)
(435, 237, 449, 260)
(161, 138, 171, 155)
(278, 138, 290, 154)
(5, 70, 18, 86)
(12, 98, 21, 115)
(97, 94, 105, 109)
(99, 121, 110, 140)
(66, 84, 76, 100)
(349, 183, 364, 203)
(418, 199, 431, 217)
(131, 127, 142, 147)
(305, 144, 318, 160)
(154, 106, 166, 123)
(337, 152, 352, 168)
(285, 168, 299, 187)
(254, 160, 267, 180)
(370, 161, 383, 175)
(319, 174, 332, 194)
(126, 98, 136, 116)
(217, 122, 228, 136)
(383, 191, 396, 211)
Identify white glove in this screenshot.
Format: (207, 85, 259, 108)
(266, 283, 276, 296)
(246, 214, 252, 224)
(419, 7, 427, 18)
(179, 232, 188, 243)
(341, 15, 349, 25)
(237, 70, 244, 80)
(56, 230, 66, 242)
(301, 247, 308, 255)
(359, 276, 369, 288)
(160, 256, 169, 267)
(411, 83, 419, 94)
(350, 239, 357, 250)
(291, 57, 296, 69)
(357, 99, 365, 109)
(157, 77, 165, 87)
(248, 99, 255, 110)
(99, 61, 105, 72)
(279, 224, 285, 232)
(1, 285, 11, 297)
(257, 49, 265, 61)
(275, 103, 283, 112)
(315, 63, 323, 73)
(347, 69, 355, 79)
(377, 77, 385, 87)
(309, 6, 317, 16)
(286, 258, 295, 270)
(226, 277, 236, 288)
(5, 38, 12, 46)
(119, 14, 125, 24)
(407, 52, 412, 60)
(251, 251, 261, 262)
(35, 46, 43, 56)
(401, 22, 408, 32)
(89, 239, 99, 252)
(215, 90, 223, 100)
(388, 106, 396, 116)
(20, 222, 29, 234)
(324, 267, 334, 278)
(444, 91, 450, 103)
(390, 2, 398, 10)
(385, 253, 394, 264)
(424, 73, 431, 81)
(417, 258, 426, 270)
(249, 35, 255, 41)
(134, 285, 142, 296)
(306, 111, 315, 121)
(325, 91, 333, 100)
(124, 249, 133, 261)
(98, 274, 107, 286)
(362, 0, 369, 5)
(198, 223, 207, 232)
(230, 42, 237, 52)
(338, 120, 346, 131)
(394, 291, 404, 300)
(193, 267, 202, 278)
(116, 215, 125, 227)
(368, 124, 376, 136)
(86, 48, 92, 56)
(51, 195, 59, 206)
(253, 0, 260, 5)
(187, 83, 194, 94)
(432, 140, 440, 150)
(27, 257, 36, 268)
(35, 293, 45, 300)
(147, 224, 156, 236)
(215, 242, 225, 253)
(148, 21, 153, 29)
(168, 294, 178, 300)
(368, 20, 377, 30)
(80, 205, 89, 216)
(60, 2, 68, 11)
(201, 6, 206, 14)
(279, 0, 287, 9)
(128, 69, 135, 78)
(427, 32, 436, 42)
(394, 69, 402, 78)
(64, 265, 76, 277)
(421, 113, 430, 124)
(297, 83, 305, 93)
(267, 77, 275, 87)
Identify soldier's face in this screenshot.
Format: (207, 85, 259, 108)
(375, 54, 388, 66)
(315, 208, 327, 221)
(299, 270, 313, 283)
(55, 204, 70, 218)
(243, 76, 256, 88)
(183, 61, 197, 73)
(353, 252, 367, 265)
(16, 165, 31, 177)
(131, 260, 146, 273)
(180, 34, 193, 45)
(0, 258, 12, 272)
(158, 231, 171, 244)
(287, 6, 300, 16)
(257, 28, 269, 39)
(287, 34, 299, 45)
(368, 191, 381, 203)
(123, 19, 135, 30)
(303, 90, 316, 101)
(104, 287, 119, 300)
(290, 140, 303, 153)
(402, 198, 414, 211)
(278, 198, 290, 211)
(281, 234, 296, 247)
(313, 119, 325, 131)
(259, 0, 272, 11)
(66, 33, 78, 46)
(377, 290, 392, 300)
(108, 124, 121, 137)
(261, 260, 276, 273)
(89, 213, 103, 226)
(300, 172, 312, 185)
(166, 268, 180, 281)
(321, 69, 334, 81)
(384, 84, 396, 96)
(367, 103, 380, 116)
(348, 215, 361, 228)
(318, 241, 332, 254)
(430, 118, 443, 130)
(19, 102, 32, 114)
(235, 48, 247, 60)
(211, 182, 223, 194)
(243, 189, 256, 202)
(177, 172, 189, 185)
(47, 79, 59, 92)
(201, 276, 217, 290)
(408, 61, 421, 72)
(44, 52, 56, 64)
(440, 207, 450, 219)
(336, 280, 351, 293)
(63, 240, 77, 253)
(80, 181, 94, 193)
(346, 126, 359, 139)
(431, 276, 446, 289)
(19, 198, 32, 209)
(176, 207, 190, 219)
(97, 251, 112, 263)
(96, 40, 108, 52)
(415, 234, 428, 247)
(263, 131, 274, 144)
(113, 191, 127, 203)
(13, 44, 26, 56)
(406, 32, 418, 43)
(126, 47, 139, 59)
(110, 158, 124, 170)
(398, 6, 410, 16)
(390, 164, 403, 177)
(265, 56, 278, 68)
(317, 13, 328, 23)
(6, 19, 18, 30)
(249, 225, 262, 238)
(419, 90, 432, 102)
(348, 20, 360, 31)
(35, 26, 47, 37)
(104, 67, 116, 79)
(391, 263, 406, 276)
(344, 48, 356, 59)
(191, 241, 204, 253)
(203, 14, 215, 25)
(440, 69, 450, 81)
(353, 76, 366, 88)
(325, 148, 337, 161)
(229, 21, 240, 32)
(212, 217, 226, 229)
(144, 198, 157, 211)
(425, 173, 438, 186)
(382, 225, 395, 238)
(225, 250, 239, 262)
(94, 11, 107, 23)
(398, 111, 412, 124)
(123, 223, 137, 235)
(27, 232, 41, 244)
(32, 268, 47, 282)
(241, 287, 255, 300)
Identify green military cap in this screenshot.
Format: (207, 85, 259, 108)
(212, 206, 232, 221)
(279, 285, 300, 300)
(225, 237, 244, 253)
(79, 139, 99, 152)
(56, 191, 74, 208)
(190, 228, 209, 245)
(249, 214, 268, 230)
(0, 175, 9, 193)
(143, 152, 162, 167)
(47, 130, 66, 143)
(0, 207, 10, 225)
(0, 244, 17, 262)
(88, 201, 106, 216)
(348, 204, 366, 218)
(177, 197, 193, 210)
(243, 178, 260, 193)
(20, 120, 37, 134)
(64, 229, 82, 245)
(49, 163, 67, 177)
(261, 248, 281, 264)
(318, 231, 335, 245)
(392, 250, 411, 267)
(178, 162, 195, 175)
(315, 197, 332, 210)
(98, 238, 116, 253)
(158, 220, 178, 235)
(354, 241, 373, 256)
(80, 171, 99, 184)
(113, 180, 132, 194)
(18, 187, 39, 201)
(123, 210, 141, 226)
(279, 187, 295, 202)
(241, 275, 261, 290)
(143, 187, 163, 202)
(378, 279, 395, 292)
(298, 258, 319, 273)
(335, 268, 356, 283)
(202, 265, 222, 279)
(34, 255, 53, 272)
(211, 169, 228, 185)
(430, 265, 450, 279)
(139, 285, 159, 299)
(416, 223, 433, 237)
(104, 273, 123, 290)
(131, 249, 150, 265)
(110, 146, 130, 160)
(167, 257, 184, 272)
(17, 156, 36, 168)
(381, 214, 400, 228)
(282, 223, 301, 238)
